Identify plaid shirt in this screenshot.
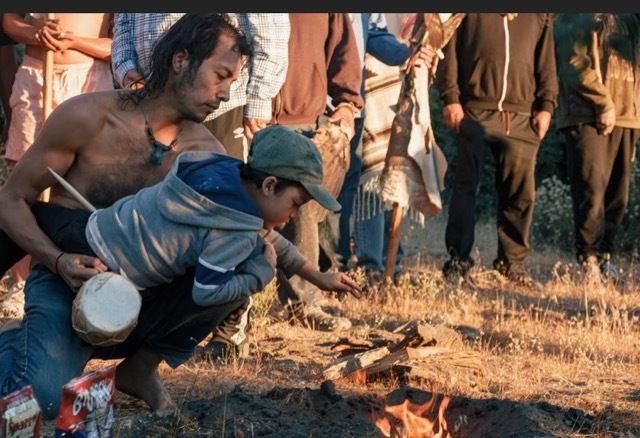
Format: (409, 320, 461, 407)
(111, 13, 289, 121)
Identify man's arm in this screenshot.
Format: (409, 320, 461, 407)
(2, 13, 42, 47)
(325, 13, 365, 139)
(435, 21, 461, 107)
(236, 13, 290, 139)
(39, 13, 113, 61)
(111, 13, 141, 88)
(366, 13, 409, 66)
(554, 13, 614, 117)
(0, 95, 106, 288)
(533, 13, 558, 115)
(436, 23, 464, 132)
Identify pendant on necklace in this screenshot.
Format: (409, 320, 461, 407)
(145, 123, 180, 165)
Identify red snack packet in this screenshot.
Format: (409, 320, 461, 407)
(0, 385, 42, 438)
(54, 365, 116, 438)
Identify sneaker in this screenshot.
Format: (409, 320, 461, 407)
(494, 260, 541, 289)
(286, 302, 352, 331)
(198, 339, 248, 363)
(580, 255, 602, 284)
(599, 253, 620, 285)
(442, 257, 473, 283)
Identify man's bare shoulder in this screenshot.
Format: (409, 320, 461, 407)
(181, 122, 227, 154)
(47, 90, 122, 131)
(57, 89, 120, 112)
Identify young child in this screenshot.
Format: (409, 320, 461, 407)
(0, 125, 361, 305)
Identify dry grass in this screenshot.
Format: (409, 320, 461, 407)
(128, 213, 639, 435)
(1, 156, 639, 435)
(333, 214, 640, 435)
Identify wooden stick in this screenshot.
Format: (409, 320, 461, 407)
(383, 202, 403, 281)
(47, 167, 96, 212)
(40, 13, 55, 202)
(42, 13, 55, 120)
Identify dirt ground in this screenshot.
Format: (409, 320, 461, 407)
(17, 314, 604, 438)
(2, 253, 638, 437)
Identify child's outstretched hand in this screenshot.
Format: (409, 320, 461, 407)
(315, 271, 362, 299)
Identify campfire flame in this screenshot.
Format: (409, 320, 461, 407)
(349, 369, 367, 384)
(372, 391, 451, 438)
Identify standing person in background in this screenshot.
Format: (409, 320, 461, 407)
(2, 13, 114, 165)
(437, 13, 558, 287)
(258, 13, 363, 334)
(555, 13, 640, 284)
(1, 12, 114, 292)
(320, 13, 435, 280)
(111, 13, 289, 160)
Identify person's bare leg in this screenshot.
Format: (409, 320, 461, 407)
(115, 344, 176, 412)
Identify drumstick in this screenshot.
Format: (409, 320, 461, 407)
(47, 167, 96, 212)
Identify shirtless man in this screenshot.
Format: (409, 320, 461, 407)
(0, 13, 252, 419)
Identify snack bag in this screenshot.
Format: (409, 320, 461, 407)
(0, 385, 42, 438)
(54, 365, 115, 438)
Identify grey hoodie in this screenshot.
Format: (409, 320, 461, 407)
(87, 151, 306, 306)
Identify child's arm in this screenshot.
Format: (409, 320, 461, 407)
(191, 234, 276, 307)
(295, 261, 361, 299)
(263, 230, 361, 299)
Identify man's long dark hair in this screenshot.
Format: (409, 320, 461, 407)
(120, 13, 253, 106)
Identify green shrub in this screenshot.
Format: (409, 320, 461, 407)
(619, 159, 640, 255)
(530, 159, 640, 256)
(530, 175, 574, 250)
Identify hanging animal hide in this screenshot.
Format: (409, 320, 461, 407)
(379, 13, 465, 223)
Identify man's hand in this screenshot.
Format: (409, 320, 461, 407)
(49, 30, 77, 52)
(442, 103, 464, 133)
(314, 271, 361, 299)
(56, 253, 108, 291)
(328, 105, 356, 140)
(596, 108, 616, 136)
(243, 117, 270, 141)
(531, 110, 552, 139)
(404, 43, 436, 73)
(34, 19, 64, 51)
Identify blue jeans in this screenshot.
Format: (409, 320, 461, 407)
(0, 265, 244, 419)
(353, 205, 404, 272)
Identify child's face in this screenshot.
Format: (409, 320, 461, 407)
(260, 185, 311, 230)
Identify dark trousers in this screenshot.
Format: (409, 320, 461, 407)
(445, 108, 541, 265)
(202, 105, 245, 160)
(0, 201, 92, 277)
(563, 124, 639, 261)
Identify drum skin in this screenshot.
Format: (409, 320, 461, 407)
(72, 272, 142, 346)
